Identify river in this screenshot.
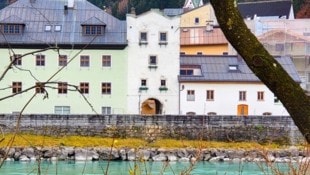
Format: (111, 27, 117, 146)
(0, 160, 292, 175)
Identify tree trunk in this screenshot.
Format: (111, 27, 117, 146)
(210, 0, 310, 143)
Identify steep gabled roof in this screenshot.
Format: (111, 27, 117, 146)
(0, 0, 127, 49)
(238, 0, 292, 19)
(179, 55, 300, 83)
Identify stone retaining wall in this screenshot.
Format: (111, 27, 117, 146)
(0, 115, 305, 144)
(1, 147, 309, 163)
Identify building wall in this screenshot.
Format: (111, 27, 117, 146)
(180, 82, 289, 115)
(181, 44, 228, 55)
(126, 9, 180, 114)
(0, 48, 128, 114)
(180, 4, 217, 28)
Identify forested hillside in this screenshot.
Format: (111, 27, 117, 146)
(0, 0, 308, 18)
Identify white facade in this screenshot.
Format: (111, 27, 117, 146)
(126, 9, 180, 114)
(180, 82, 289, 116)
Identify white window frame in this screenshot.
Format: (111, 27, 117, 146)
(54, 106, 70, 115)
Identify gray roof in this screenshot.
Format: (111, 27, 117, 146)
(162, 8, 184, 17)
(179, 55, 301, 83)
(237, 0, 292, 19)
(0, 0, 127, 49)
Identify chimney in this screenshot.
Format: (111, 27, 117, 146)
(68, 0, 74, 8)
(130, 7, 136, 15)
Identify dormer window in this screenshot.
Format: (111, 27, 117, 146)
(1, 24, 24, 34)
(82, 25, 105, 35)
(180, 65, 202, 76)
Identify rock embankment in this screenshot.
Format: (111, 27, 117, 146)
(0, 147, 309, 163)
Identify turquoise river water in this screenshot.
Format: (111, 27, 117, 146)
(0, 160, 292, 175)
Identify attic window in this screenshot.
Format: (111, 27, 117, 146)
(1, 24, 23, 34)
(55, 25, 62, 32)
(45, 25, 52, 31)
(229, 65, 238, 71)
(83, 25, 105, 35)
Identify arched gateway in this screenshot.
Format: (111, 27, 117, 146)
(141, 98, 162, 115)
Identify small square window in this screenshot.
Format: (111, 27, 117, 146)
(45, 25, 52, 31)
(35, 82, 45, 94)
(12, 82, 22, 94)
(80, 82, 89, 94)
(102, 82, 111, 94)
(80, 55, 90, 67)
(36, 54, 45, 66)
(102, 106, 112, 115)
(58, 55, 67, 66)
(55, 25, 62, 32)
(195, 17, 199, 24)
(102, 55, 111, 67)
(58, 82, 68, 94)
(160, 79, 166, 86)
(149, 56, 157, 65)
(159, 32, 167, 42)
(11, 54, 22, 66)
(141, 79, 147, 86)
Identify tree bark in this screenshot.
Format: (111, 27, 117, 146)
(210, 0, 310, 143)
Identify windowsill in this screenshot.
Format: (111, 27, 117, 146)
(159, 87, 168, 91)
(159, 41, 168, 45)
(139, 41, 148, 45)
(148, 65, 158, 69)
(139, 86, 148, 91)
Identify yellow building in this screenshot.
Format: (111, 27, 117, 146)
(180, 4, 230, 55)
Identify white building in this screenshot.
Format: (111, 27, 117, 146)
(126, 9, 180, 115)
(179, 55, 301, 116)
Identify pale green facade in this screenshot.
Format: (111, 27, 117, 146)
(0, 48, 128, 114)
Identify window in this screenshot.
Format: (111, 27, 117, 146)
(274, 96, 280, 103)
(54, 106, 70, 115)
(11, 54, 22, 66)
(160, 79, 166, 86)
(54, 25, 62, 32)
(35, 82, 45, 94)
(149, 55, 157, 65)
(257, 91, 264, 101)
(141, 79, 147, 86)
(102, 55, 111, 67)
(102, 82, 111, 94)
(229, 65, 238, 71)
(36, 54, 45, 66)
(140, 32, 147, 43)
(239, 91, 246, 101)
(79, 82, 89, 94)
(102, 106, 112, 115)
(187, 90, 195, 101)
(206, 90, 214, 101)
(180, 52, 185, 55)
(197, 52, 203, 55)
(80, 55, 90, 67)
(12, 82, 22, 94)
(194, 17, 199, 24)
(45, 25, 52, 31)
(58, 82, 68, 94)
(2, 24, 22, 34)
(58, 55, 67, 66)
(308, 72, 310, 82)
(83, 25, 104, 35)
(159, 32, 167, 44)
(180, 69, 194, 75)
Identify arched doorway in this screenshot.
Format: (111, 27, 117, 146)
(141, 98, 162, 115)
(237, 104, 248, 116)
